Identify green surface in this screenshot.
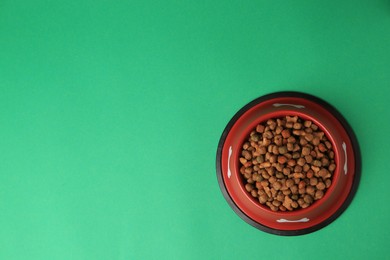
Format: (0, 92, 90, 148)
(1, 0, 390, 259)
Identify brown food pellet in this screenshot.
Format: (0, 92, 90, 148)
(258, 146, 266, 155)
(269, 155, 277, 163)
(259, 194, 268, 204)
(299, 137, 308, 146)
(275, 126, 283, 135)
(239, 116, 336, 211)
(306, 170, 314, 178)
(304, 194, 314, 204)
(263, 131, 273, 139)
(304, 134, 314, 142)
(245, 183, 254, 192)
(305, 127, 313, 133)
(275, 172, 284, 179)
(274, 163, 283, 171)
(311, 166, 320, 175)
(286, 121, 294, 128)
(274, 135, 283, 146)
(273, 181, 282, 191)
(302, 146, 311, 156)
(309, 177, 318, 186)
(283, 196, 293, 211)
(286, 179, 294, 188)
(316, 132, 325, 139)
(277, 155, 287, 164)
(270, 188, 277, 198)
(244, 167, 252, 174)
(313, 160, 322, 167)
(321, 157, 329, 167)
(287, 159, 296, 167)
(276, 193, 285, 202)
(251, 189, 258, 197)
(305, 155, 313, 163)
(292, 152, 300, 159)
(290, 185, 298, 194)
(312, 137, 320, 146)
(298, 180, 306, 189)
(260, 180, 269, 187)
(260, 162, 271, 168)
(272, 200, 282, 207)
(293, 122, 302, 129)
(301, 203, 310, 209)
(281, 129, 291, 138)
(267, 167, 275, 175)
(263, 138, 271, 146)
(287, 136, 296, 143)
(283, 167, 291, 175)
(294, 165, 303, 173)
(278, 146, 288, 154)
(316, 182, 326, 190)
(304, 120, 312, 128)
(279, 205, 287, 211)
(256, 124, 265, 133)
(303, 164, 310, 172)
(264, 188, 271, 197)
(242, 150, 252, 160)
(318, 143, 327, 152)
(318, 168, 329, 179)
(297, 157, 306, 166)
(306, 186, 315, 197)
(315, 190, 324, 200)
(240, 157, 248, 164)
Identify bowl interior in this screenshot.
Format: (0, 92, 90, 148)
(235, 110, 341, 214)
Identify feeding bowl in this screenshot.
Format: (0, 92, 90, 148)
(216, 92, 361, 235)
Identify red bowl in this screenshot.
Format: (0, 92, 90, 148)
(216, 92, 361, 235)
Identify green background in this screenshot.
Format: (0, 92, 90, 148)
(1, 0, 389, 259)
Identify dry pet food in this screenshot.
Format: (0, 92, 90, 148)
(239, 116, 336, 211)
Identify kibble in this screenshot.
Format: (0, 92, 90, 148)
(239, 116, 336, 211)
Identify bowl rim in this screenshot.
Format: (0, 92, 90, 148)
(216, 91, 361, 236)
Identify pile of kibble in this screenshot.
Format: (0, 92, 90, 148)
(239, 116, 336, 212)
